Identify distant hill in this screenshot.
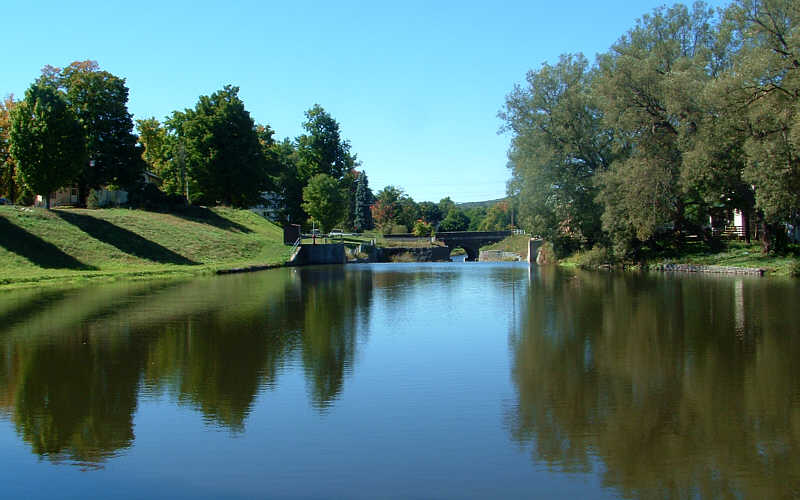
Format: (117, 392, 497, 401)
(456, 198, 507, 210)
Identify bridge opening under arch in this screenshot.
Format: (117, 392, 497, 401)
(448, 244, 479, 262)
(435, 231, 511, 262)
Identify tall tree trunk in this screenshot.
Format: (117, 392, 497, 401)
(742, 209, 751, 243)
(45, 192, 51, 210)
(78, 182, 90, 208)
(756, 211, 772, 254)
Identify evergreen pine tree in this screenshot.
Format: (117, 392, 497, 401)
(354, 171, 374, 231)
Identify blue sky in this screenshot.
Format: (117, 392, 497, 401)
(3, 0, 729, 203)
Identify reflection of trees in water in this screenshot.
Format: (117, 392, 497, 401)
(0, 267, 374, 464)
(509, 268, 800, 499)
(12, 329, 146, 465)
(298, 267, 372, 409)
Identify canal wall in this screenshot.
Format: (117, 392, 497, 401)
(351, 244, 450, 262)
(653, 263, 765, 276)
(479, 250, 522, 262)
(289, 244, 346, 266)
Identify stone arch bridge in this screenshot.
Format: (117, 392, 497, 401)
(435, 231, 511, 261)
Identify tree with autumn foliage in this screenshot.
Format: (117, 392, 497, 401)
(0, 95, 22, 202)
(370, 198, 395, 234)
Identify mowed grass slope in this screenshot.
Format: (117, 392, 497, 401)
(0, 206, 289, 287)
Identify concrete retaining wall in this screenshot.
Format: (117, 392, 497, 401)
(352, 244, 450, 262)
(479, 250, 521, 262)
(381, 246, 451, 262)
(289, 244, 346, 266)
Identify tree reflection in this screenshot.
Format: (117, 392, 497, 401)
(0, 267, 374, 464)
(12, 331, 145, 465)
(298, 267, 372, 409)
(510, 268, 800, 499)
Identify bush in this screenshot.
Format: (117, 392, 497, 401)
(86, 190, 103, 209)
(412, 220, 433, 237)
(573, 245, 615, 268)
(536, 241, 557, 264)
(791, 259, 800, 278)
(388, 224, 408, 234)
(128, 183, 185, 211)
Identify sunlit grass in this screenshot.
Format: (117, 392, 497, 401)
(0, 206, 290, 289)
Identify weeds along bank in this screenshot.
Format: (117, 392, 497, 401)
(0, 206, 289, 288)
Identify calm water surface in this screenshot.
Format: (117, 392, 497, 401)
(0, 263, 798, 499)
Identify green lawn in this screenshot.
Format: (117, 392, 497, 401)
(480, 234, 531, 256)
(0, 205, 290, 288)
(657, 241, 798, 277)
(562, 240, 799, 277)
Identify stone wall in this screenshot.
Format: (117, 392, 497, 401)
(653, 263, 765, 276)
(289, 244, 346, 266)
(479, 250, 522, 262)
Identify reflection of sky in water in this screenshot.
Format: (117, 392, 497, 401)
(0, 265, 797, 499)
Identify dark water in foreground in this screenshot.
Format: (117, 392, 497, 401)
(0, 263, 798, 499)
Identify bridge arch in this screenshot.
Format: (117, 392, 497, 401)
(448, 244, 479, 262)
(435, 231, 511, 262)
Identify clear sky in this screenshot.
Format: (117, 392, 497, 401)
(3, 0, 729, 203)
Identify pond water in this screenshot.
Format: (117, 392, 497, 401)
(0, 263, 798, 499)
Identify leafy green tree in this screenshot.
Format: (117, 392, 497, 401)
(501, 53, 612, 254)
(438, 197, 456, 216)
(9, 84, 86, 209)
(296, 104, 357, 181)
(168, 85, 270, 207)
(40, 61, 144, 203)
(594, 3, 720, 255)
(396, 195, 420, 230)
(412, 220, 433, 236)
(354, 171, 374, 231)
(479, 201, 512, 231)
(265, 138, 305, 224)
(722, 0, 800, 251)
(418, 201, 443, 226)
(301, 173, 345, 233)
(464, 206, 488, 231)
(438, 208, 470, 232)
(136, 117, 181, 194)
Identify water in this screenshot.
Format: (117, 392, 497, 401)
(0, 264, 798, 499)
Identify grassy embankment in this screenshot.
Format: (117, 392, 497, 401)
(480, 234, 531, 257)
(481, 234, 799, 277)
(0, 205, 290, 288)
(563, 240, 800, 277)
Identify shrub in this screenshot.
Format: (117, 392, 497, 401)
(413, 220, 433, 237)
(573, 245, 614, 268)
(791, 259, 800, 278)
(86, 190, 101, 209)
(388, 224, 408, 235)
(128, 183, 185, 211)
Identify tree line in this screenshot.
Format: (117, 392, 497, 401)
(500, 0, 799, 256)
(1, 62, 514, 234)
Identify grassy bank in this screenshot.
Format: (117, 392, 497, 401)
(480, 234, 531, 257)
(563, 240, 800, 277)
(0, 205, 290, 288)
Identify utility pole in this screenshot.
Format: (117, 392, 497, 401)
(178, 143, 188, 205)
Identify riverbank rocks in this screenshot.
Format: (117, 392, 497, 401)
(654, 263, 765, 276)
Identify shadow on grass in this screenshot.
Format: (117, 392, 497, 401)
(170, 206, 252, 233)
(54, 211, 198, 265)
(0, 217, 96, 270)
